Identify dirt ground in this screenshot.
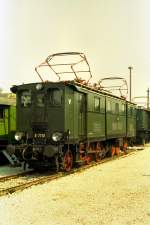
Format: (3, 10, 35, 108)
(0, 147, 150, 225)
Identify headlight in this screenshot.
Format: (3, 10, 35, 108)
(36, 83, 43, 91)
(15, 132, 24, 141)
(52, 132, 63, 142)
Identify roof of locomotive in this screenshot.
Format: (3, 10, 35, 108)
(137, 106, 150, 112)
(11, 80, 136, 105)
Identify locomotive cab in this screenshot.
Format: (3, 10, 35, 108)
(11, 82, 72, 170)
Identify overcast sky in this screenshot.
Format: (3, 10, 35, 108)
(1, 0, 150, 101)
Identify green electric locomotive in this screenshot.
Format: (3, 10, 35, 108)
(9, 52, 137, 171)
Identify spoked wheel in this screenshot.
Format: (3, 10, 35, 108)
(105, 145, 113, 157)
(95, 151, 102, 162)
(85, 155, 92, 165)
(123, 142, 128, 154)
(63, 150, 73, 172)
(111, 146, 116, 156)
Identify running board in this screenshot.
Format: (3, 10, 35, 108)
(2, 150, 21, 166)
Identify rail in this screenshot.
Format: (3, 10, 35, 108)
(0, 149, 138, 197)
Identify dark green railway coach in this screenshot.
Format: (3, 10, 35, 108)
(0, 104, 16, 149)
(9, 80, 137, 171)
(136, 107, 150, 144)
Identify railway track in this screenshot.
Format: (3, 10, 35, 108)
(0, 170, 35, 182)
(0, 149, 139, 197)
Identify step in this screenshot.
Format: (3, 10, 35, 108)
(2, 150, 21, 166)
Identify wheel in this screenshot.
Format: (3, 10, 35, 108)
(123, 142, 128, 154)
(105, 145, 112, 157)
(95, 151, 102, 161)
(85, 155, 92, 164)
(115, 147, 120, 156)
(63, 150, 73, 172)
(111, 146, 115, 156)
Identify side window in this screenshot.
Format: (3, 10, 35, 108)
(107, 100, 111, 112)
(128, 106, 134, 116)
(130, 107, 133, 116)
(112, 102, 115, 113)
(36, 94, 45, 107)
(79, 94, 85, 113)
(115, 103, 119, 113)
(49, 89, 63, 105)
(94, 97, 100, 112)
(121, 103, 125, 113)
(0, 108, 4, 119)
(20, 90, 31, 107)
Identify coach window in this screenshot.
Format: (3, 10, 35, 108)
(49, 89, 63, 105)
(20, 91, 31, 107)
(36, 93, 45, 107)
(112, 102, 115, 113)
(121, 103, 125, 113)
(94, 97, 100, 112)
(0, 108, 4, 119)
(115, 103, 119, 113)
(107, 100, 111, 112)
(133, 108, 136, 116)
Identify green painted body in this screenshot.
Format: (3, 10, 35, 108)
(10, 81, 140, 169)
(126, 102, 137, 137)
(16, 83, 65, 135)
(87, 92, 105, 140)
(0, 104, 16, 144)
(106, 96, 126, 138)
(136, 108, 149, 142)
(64, 86, 106, 141)
(136, 108, 150, 144)
(16, 83, 107, 142)
(136, 108, 148, 131)
(15, 81, 136, 143)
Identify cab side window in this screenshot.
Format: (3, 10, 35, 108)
(49, 89, 63, 105)
(20, 90, 32, 107)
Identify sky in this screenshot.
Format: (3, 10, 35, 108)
(0, 0, 150, 102)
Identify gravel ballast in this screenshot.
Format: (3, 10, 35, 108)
(0, 148, 150, 225)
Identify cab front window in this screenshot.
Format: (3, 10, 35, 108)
(20, 90, 32, 107)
